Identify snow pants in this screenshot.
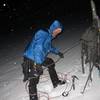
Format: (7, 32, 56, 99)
(22, 57, 59, 100)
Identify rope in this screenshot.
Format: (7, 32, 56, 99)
(25, 72, 70, 100)
(24, 39, 80, 81)
(46, 40, 80, 68)
(24, 40, 80, 99)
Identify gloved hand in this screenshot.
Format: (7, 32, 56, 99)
(58, 52, 64, 58)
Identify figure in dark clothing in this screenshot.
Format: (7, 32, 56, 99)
(22, 20, 66, 100)
(80, 0, 100, 79)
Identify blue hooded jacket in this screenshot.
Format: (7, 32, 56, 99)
(24, 20, 63, 64)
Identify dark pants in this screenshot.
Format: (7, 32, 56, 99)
(22, 57, 59, 100)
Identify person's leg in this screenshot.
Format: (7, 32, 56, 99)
(43, 58, 66, 88)
(22, 57, 29, 82)
(28, 60, 41, 100)
(29, 76, 40, 100)
(22, 57, 43, 82)
(22, 57, 40, 100)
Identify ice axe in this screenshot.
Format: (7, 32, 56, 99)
(72, 75, 79, 90)
(62, 75, 79, 97)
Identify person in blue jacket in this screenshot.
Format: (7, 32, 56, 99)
(22, 20, 66, 100)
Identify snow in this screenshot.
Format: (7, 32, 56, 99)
(0, 24, 100, 100)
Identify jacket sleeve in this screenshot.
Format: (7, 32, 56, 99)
(34, 46, 44, 64)
(33, 31, 47, 64)
(50, 45, 60, 54)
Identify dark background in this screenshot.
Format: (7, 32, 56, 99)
(0, 0, 100, 42)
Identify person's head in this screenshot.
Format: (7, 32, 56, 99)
(52, 27, 62, 37)
(49, 20, 63, 38)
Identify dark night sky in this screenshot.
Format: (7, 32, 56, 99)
(0, 0, 100, 39)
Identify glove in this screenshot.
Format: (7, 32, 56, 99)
(58, 52, 64, 58)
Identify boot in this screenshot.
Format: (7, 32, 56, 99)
(53, 80, 66, 88)
(48, 67, 66, 88)
(30, 94, 38, 100)
(29, 76, 39, 100)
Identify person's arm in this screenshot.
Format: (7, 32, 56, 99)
(50, 45, 59, 54)
(33, 45, 44, 64)
(33, 31, 47, 64)
(50, 45, 64, 58)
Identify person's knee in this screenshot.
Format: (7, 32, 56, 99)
(47, 58, 55, 68)
(29, 79, 39, 91)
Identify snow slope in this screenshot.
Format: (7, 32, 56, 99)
(0, 22, 100, 100)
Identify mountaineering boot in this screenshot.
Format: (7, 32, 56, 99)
(48, 66, 66, 88)
(29, 75, 40, 100)
(30, 95, 38, 100)
(53, 80, 66, 88)
(50, 66, 66, 88)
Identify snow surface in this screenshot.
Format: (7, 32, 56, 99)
(0, 23, 100, 100)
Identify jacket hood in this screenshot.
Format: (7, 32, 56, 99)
(49, 20, 63, 34)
